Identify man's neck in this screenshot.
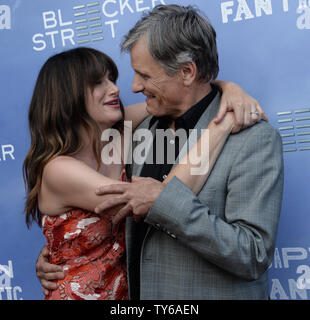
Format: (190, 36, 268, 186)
(169, 82, 212, 129)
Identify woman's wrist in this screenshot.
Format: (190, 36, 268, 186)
(212, 79, 232, 93)
(210, 114, 234, 134)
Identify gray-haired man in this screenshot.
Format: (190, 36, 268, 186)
(94, 5, 283, 299)
(36, 5, 283, 300)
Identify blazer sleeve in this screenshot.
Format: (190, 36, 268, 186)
(144, 124, 284, 280)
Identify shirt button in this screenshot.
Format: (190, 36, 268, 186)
(171, 234, 177, 239)
(169, 139, 175, 145)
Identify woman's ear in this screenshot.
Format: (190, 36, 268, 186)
(181, 61, 197, 86)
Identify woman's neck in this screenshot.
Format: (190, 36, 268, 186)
(74, 126, 123, 179)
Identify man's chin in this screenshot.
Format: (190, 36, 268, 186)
(146, 104, 154, 114)
(146, 104, 161, 117)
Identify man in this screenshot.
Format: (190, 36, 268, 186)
(36, 5, 283, 299)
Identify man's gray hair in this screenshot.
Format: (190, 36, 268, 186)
(121, 4, 219, 83)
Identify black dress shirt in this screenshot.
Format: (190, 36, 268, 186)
(129, 85, 218, 300)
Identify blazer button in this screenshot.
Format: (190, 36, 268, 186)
(170, 234, 177, 239)
(155, 223, 161, 229)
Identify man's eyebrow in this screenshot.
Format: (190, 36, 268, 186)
(134, 69, 149, 78)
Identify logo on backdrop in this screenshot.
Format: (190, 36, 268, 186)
(0, 261, 23, 300)
(276, 107, 310, 153)
(32, 0, 166, 52)
(269, 247, 310, 300)
(220, 0, 310, 30)
(0, 5, 11, 30)
(0, 144, 15, 163)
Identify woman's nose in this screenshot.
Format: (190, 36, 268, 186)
(108, 81, 120, 96)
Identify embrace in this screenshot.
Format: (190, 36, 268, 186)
(23, 5, 283, 300)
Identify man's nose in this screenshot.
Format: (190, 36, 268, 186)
(132, 73, 144, 93)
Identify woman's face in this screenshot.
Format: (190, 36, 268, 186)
(85, 73, 122, 130)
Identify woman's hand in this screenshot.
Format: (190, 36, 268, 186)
(214, 81, 268, 133)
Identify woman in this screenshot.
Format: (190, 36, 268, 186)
(24, 47, 264, 300)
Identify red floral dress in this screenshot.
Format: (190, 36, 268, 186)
(42, 174, 128, 300)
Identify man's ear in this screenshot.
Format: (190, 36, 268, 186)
(181, 61, 197, 86)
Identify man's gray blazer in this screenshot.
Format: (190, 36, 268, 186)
(125, 92, 284, 300)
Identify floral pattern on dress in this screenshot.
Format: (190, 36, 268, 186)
(42, 205, 128, 300)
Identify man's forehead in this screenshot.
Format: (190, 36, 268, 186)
(130, 37, 148, 58)
(129, 39, 160, 73)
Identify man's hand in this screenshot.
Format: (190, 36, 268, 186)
(95, 176, 164, 224)
(214, 81, 268, 133)
(36, 246, 65, 296)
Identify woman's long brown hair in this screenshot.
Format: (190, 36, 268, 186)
(23, 47, 124, 228)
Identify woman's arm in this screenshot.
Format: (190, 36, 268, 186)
(124, 102, 149, 130)
(39, 156, 128, 216)
(164, 112, 234, 194)
(212, 80, 268, 132)
(93, 113, 234, 223)
(39, 110, 232, 217)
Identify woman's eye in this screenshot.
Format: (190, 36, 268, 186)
(108, 76, 117, 83)
(95, 79, 104, 85)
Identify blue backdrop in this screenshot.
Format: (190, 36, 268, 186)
(0, 0, 309, 300)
